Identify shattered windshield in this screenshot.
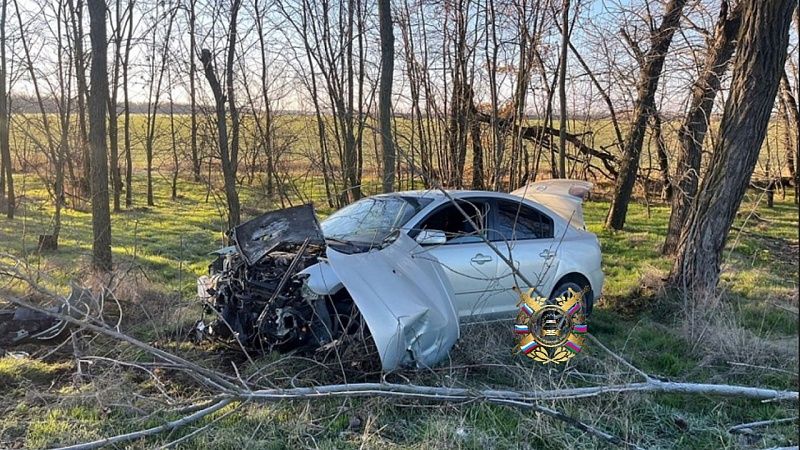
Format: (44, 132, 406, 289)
(321, 196, 430, 247)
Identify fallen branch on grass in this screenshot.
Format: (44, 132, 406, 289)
(728, 417, 798, 434)
(50, 379, 797, 450)
(54, 397, 234, 450)
(235, 379, 798, 403)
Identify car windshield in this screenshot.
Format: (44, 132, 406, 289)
(321, 196, 430, 246)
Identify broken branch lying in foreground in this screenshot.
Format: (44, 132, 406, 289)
(1, 264, 797, 449)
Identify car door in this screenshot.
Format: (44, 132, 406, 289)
(489, 199, 559, 317)
(409, 198, 504, 319)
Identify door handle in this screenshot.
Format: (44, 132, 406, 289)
(539, 249, 556, 259)
(471, 253, 493, 265)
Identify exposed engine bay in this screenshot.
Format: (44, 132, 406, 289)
(195, 205, 356, 352)
(195, 204, 460, 371)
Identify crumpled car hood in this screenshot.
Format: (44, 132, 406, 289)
(320, 233, 459, 371)
(231, 204, 325, 265)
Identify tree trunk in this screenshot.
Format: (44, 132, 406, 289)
(108, 0, 123, 213)
(189, 0, 200, 182)
(780, 71, 799, 204)
(378, 0, 395, 193)
(669, 0, 794, 295)
(663, 0, 741, 255)
(123, 1, 133, 208)
(71, 0, 91, 196)
(0, 0, 13, 219)
(224, 0, 242, 226)
(199, 0, 241, 230)
(557, 0, 569, 179)
(605, 0, 686, 230)
(88, 0, 112, 271)
(650, 111, 671, 201)
(470, 106, 484, 189)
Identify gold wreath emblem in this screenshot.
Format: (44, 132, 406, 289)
(513, 287, 588, 364)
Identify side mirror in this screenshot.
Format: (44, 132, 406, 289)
(415, 229, 447, 245)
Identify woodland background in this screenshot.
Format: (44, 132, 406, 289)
(0, 0, 798, 448)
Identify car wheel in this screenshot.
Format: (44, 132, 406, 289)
(549, 280, 593, 316)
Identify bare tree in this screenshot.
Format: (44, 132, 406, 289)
(378, 0, 395, 193)
(199, 0, 243, 229)
(143, 5, 176, 207)
(13, 0, 66, 249)
(557, 0, 570, 179)
(87, 0, 112, 271)
(68, 0, 91, 195)
(123, 0, 134, 207)
(669, 0, 795, 295)
(108, 0, 129, 212)
(0, 0, 12, 218)
(605, 0, 687, 230)
(663, 0, 741, 255)
(188, 0, 200, 182)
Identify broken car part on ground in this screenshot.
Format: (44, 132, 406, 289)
(0, 285, 93, 351)
(195, 204, 460, 371)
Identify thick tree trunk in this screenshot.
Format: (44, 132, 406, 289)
(605, 0, 686, 230)
(669, 0, 794, 295)
(378, 0, 395, 193)
(663, 0, 741, 255)
(87, 0, 112, 271)
(0, 0, 13, 219)
(447, 2, 469, 188)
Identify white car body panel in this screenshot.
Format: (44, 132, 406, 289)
(323, 233, 459, 371)
(511, 179, 593, 230)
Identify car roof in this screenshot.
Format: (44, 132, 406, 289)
(373, 189, 515, 200)
(368, 189, 588, 234)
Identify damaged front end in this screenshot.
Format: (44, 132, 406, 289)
(196, 205, 340, 351)
(196, 203, 459, 371)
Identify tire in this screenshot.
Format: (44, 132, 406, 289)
(549, 279, 593, 317)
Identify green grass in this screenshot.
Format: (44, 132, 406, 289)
(0, 172, 797, 449)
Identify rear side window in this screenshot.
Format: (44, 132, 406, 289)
(494, 200, 554, 240)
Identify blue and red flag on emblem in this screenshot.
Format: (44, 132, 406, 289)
(520, 340, 538, 354)
(514, 324, 529, 335)
(520, 303, 534, 316)
(566, 302, 582, 317)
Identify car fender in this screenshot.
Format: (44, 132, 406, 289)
(548, 237, 604, 297)
(322, 233, 459, 371)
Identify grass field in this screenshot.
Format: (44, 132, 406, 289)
(0, 167, 797, 448)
